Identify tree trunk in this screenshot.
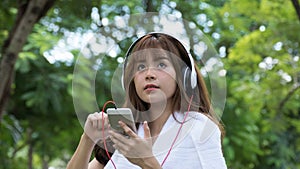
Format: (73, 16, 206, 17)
(144, 0, 155, 12)
(291, 0, 300, 22)
(28, 141, 33, 169)
(27, 128, 34, 169)
(0, 0, 55, 121)
(42, 155, 49, 169)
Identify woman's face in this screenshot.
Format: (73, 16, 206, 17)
(133, 51, 177, 104)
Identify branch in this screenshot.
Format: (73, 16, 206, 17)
(0, 0, 55, 120)
(291, 0, 300, 22)
(278, 83, 300, 111)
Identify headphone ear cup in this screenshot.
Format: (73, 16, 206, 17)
(182, 67, 191, 92)
(182, 66, 197, 96)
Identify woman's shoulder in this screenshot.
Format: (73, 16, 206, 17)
(187, 111, 210, 121)
(174, 111, 216, 126)
(185, 111, 221, 143)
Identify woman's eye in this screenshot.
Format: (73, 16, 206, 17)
(157, 63, 166, 69)
(137, 64, 146, 71)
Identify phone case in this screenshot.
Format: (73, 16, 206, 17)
(106, 108, 137, 135)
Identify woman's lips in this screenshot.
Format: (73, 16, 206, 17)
(144, 84, 159, 91)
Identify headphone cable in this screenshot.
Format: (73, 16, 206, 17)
(160, 94, 194, 167)
(101, 100, 117, 169)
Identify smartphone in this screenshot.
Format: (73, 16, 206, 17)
(106, 108, 137, 136)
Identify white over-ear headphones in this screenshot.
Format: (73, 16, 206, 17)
(121, 32, 197, 92)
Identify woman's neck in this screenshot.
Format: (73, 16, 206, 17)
(148, 99, 173, 138)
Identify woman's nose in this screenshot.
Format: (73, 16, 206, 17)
(145, 67, 156, 80)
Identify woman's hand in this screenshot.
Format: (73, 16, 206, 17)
(109, 121, 162, 169)
(84, 112, 110, 144)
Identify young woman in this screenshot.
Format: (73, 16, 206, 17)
(67, 33, 227, 169)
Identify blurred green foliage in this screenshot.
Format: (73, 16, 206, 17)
(0, 0, 299, 168)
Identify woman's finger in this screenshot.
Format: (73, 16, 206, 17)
(109, 130, 130, 145)
(87, 112, 108, 130)
(143, 121, 151, 139)
(93, 113, 101, 129)
(109, 131, 130, 153)
(88, 113, 98, 129)
(118, 121, 138, 138)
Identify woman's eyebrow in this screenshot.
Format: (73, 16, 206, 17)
(133, 53, 170, 63)
(153, 55, 170, 61)
(135, 58, 146, 63)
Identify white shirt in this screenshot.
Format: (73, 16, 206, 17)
(104, 111, 227, 169)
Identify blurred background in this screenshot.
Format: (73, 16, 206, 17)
(0, 0, 299, 168)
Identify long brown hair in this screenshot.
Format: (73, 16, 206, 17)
(122, 33, 224, 137)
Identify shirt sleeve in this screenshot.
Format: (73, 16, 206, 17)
(93, 138, 115, 165)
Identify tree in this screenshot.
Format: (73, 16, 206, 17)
(0, 0, 55, 120)
(217, 0, 300, 168)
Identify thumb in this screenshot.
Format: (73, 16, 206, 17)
(143, 121, 151, 139)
